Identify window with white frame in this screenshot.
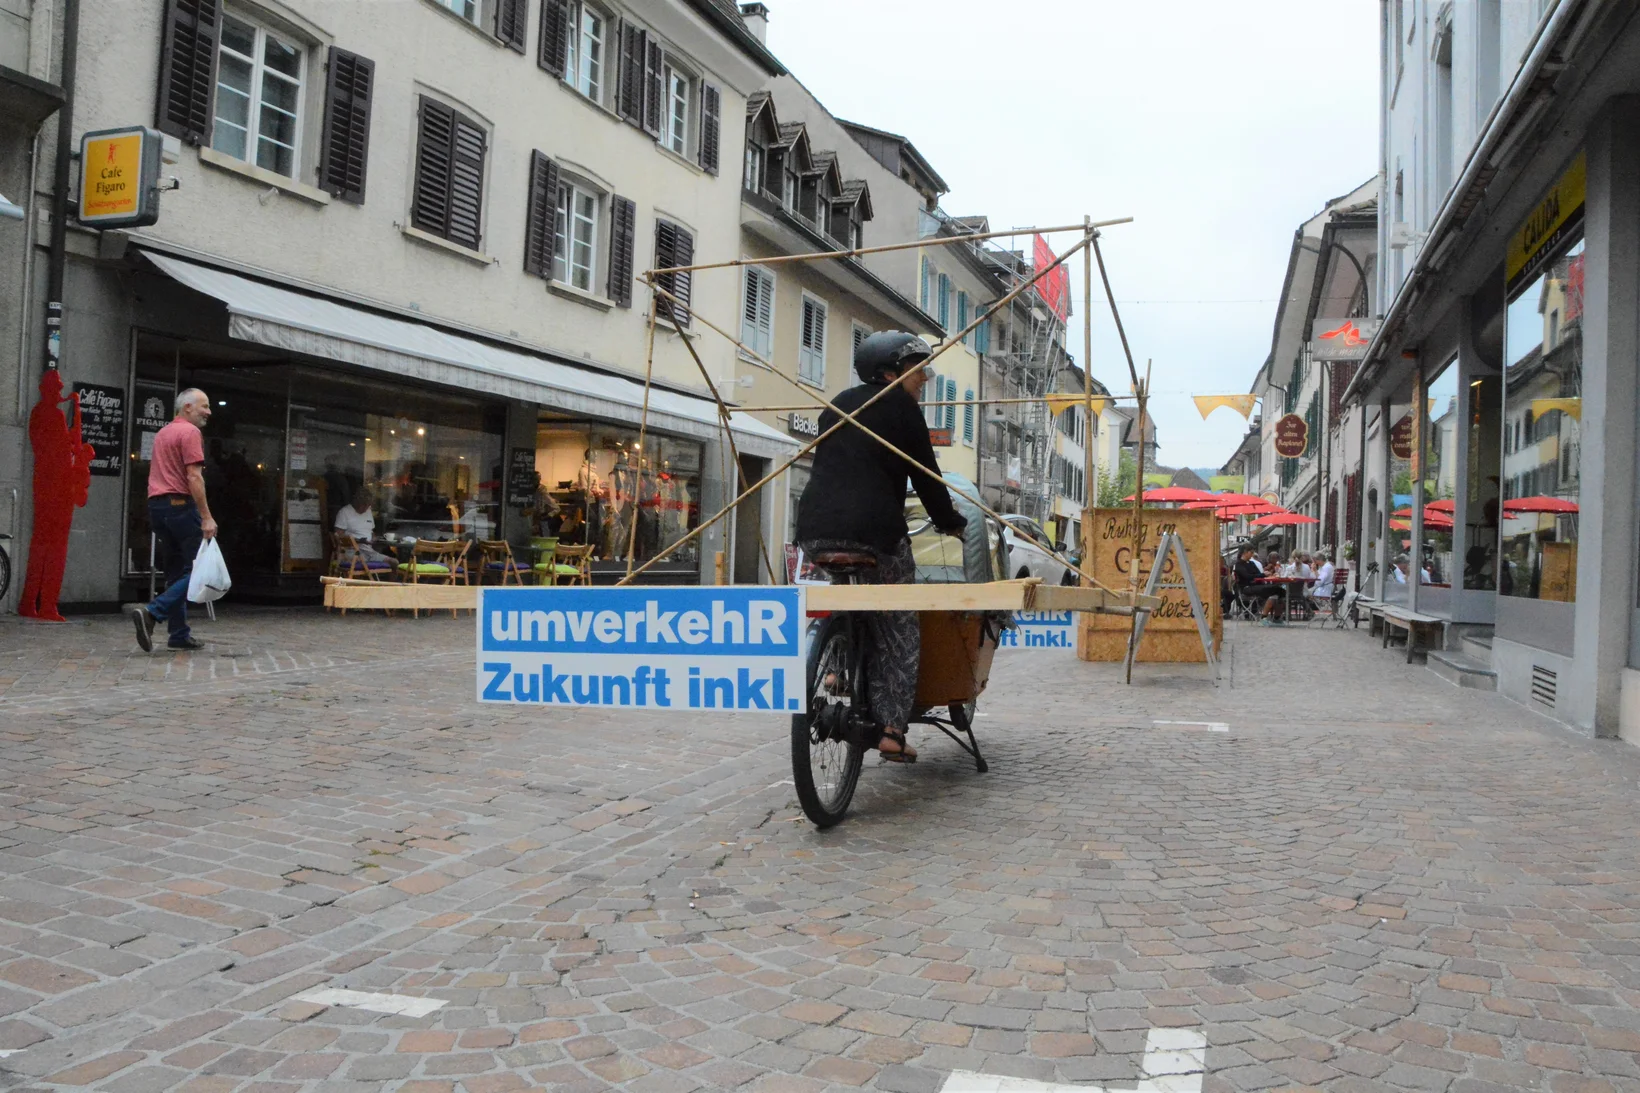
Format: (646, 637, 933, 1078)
(743, 141, 764, 193)
(782, 162, 798, 210)
(741, 265, 775, 360)
(664, 62, 691, 155)
(565, 3, 606, 103)
(213, 11, 304, 177)
(553, 180, 600, 292)
(436, 0, 479, 25)
(798, 294, 827, 386)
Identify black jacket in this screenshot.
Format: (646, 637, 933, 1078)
(795, 381, 966, 551)
(1233, 558, 1263, 590)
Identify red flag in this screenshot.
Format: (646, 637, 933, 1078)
(1031, 233, 1069, 321)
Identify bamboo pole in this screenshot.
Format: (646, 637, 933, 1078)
(623, 295, 661, 578)
(648, 217, 1134, 277)
(655, 291, 778, 585)
(734, 394, 1139, 413)
(637, 274, 1100, 586)
(1126, 359, 1152, 685)
(616, 230, 1101, 587)
(1081, 215, 1095, 590)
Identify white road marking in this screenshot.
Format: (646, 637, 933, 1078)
(295, 987, 447, 1018)
(1152, 720, 1229, 733)
(941, 1028, 1206, 1093)
(0, 1050, 21, 1058)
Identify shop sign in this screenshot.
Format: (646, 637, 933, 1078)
(477, 586, 807, 712)
(1308, 317, 1382, 361)
(78, 126, 164, 228)
(1507, 150, 1586, 296)
(1390, 413, 1414, 459)
(505, 447, 539, 507)
(998, 609, 1074, 650)
(1080, 508, 1221, 663)
(1273, 413, 1308, 458)
(287, 428, 308, 471)
(72, 382, 125, 477)
(133, 386, 170, 462)
(786, 412, 819, 438)
(929, 426, 953, 447)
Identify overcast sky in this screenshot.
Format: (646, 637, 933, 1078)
(764, 0, 1380, 471)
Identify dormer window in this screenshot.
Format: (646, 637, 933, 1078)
(743, 141, 764, 193)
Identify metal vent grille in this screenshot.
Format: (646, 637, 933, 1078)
(1531, 664, 1558, 707)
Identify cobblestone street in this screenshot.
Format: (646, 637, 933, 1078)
(3, 608, 1640, 1092)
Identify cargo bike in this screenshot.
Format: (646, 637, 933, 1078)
(790, 486, 1145, 827)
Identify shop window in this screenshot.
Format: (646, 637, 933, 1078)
(798, 294, 827, 386)
(1501, 237, 1583, 603)
(213, 11, 305, 177)
(535, 419, 703, 575)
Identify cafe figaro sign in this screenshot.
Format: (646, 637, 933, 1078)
(1273, 413, 1308, 458)
(78, 127, 165, 229)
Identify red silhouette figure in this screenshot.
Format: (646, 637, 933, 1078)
(19, 370, 94, 621)
(1319, 320, 1367, 347)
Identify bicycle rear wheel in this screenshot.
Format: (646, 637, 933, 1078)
(792, 615, 865, 827)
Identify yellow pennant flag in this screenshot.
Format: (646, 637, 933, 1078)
(1531, 397, 1581, 421)
(1193, 394, 1257, 420)
(1045, 393, 1112, 417)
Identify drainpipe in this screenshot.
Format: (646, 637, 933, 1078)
(43, 0, 80, 374)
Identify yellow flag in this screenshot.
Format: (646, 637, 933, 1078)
(1531, 397, 1581, 421)
(1045, 393, 1112, 417)
(1193, 394, 1257, 420)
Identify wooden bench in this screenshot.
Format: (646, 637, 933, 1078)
(1381, 607, 1444, 663)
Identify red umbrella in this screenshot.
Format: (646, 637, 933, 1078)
(1218, 502, 1283, 517)
(1426, 499, 1456, 513)
(1121, 486, 1217, 503)
(1502, 496, 1579, 514)
(1389, 519, 1411, 531)
(1251, 512, 1319, 527)
(1392, 507, 1454, 529)
(1205, 492, 1267, 508)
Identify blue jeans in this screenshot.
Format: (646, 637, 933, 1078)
(146, 496, 202, 644)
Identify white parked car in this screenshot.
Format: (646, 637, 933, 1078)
(1000, 514, 1078, 585)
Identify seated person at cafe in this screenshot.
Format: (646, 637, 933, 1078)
(1310, 550, 1336, 606)
(333, 488, 391, 564)
(1235, 545, 1286, 624)
(1266, 549, 1283, 576)
(1280, 552, 1312, 579)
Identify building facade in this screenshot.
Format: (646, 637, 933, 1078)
(1347, 0, 1640, 735)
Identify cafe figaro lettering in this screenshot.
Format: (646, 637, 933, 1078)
(78, 127, 165, 229)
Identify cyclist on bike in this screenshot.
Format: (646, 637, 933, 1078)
(796, 331, 969, 762)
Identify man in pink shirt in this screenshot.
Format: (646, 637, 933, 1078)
(129, 388, 217, 652)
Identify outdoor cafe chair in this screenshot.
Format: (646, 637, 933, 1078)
(476, 539, 526, 585)
(542, 544, 593, 586)
(327, 530, 398, 616)
(399, 538, 469, 618)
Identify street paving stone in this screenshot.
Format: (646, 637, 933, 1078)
(1, 608, 1640, 1090)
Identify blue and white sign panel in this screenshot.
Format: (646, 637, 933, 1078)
(477, 586, 807, 713)
(998, 609, 1075, 650)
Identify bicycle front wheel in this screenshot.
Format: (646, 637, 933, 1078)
(792, 615, 865, 827)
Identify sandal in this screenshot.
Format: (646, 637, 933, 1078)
(878, 728, 918, 763)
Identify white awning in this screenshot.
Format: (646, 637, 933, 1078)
(141, 251, 798, 459)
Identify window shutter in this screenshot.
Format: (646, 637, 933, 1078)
(699, 83, 721, 174)
(944, 379, 956, 432)
(523, 150, 558, 277)
(964, 389, 975, 443)
(494, 0, 528, 53)
(538, 0, 569, 77)
(618, 22, 646, 127)
(919, 257, 929, 309)
(446, 110, 487, 250)
(742, 270, 760, 341)
(155, 0, 222, 144)
(606, 195, 636, 307)
(642, 39, 664, 136)
(655, 221, 692, 325)
(318, 48, 374, 204)
(411, 98, 454, 238)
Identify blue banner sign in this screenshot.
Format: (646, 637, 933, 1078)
(477, 586, 807, 712)
(998, 609, 1074, 649)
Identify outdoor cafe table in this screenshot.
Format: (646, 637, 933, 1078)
(1255, 576, 1315, 622)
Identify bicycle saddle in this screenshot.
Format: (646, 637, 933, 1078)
(811, 550, 877, 569)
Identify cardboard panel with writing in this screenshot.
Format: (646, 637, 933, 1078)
(506, 447, 539, 507)
(1078, 508, 1222, 663)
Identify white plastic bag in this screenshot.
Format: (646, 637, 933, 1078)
(188, 538, 232, 604)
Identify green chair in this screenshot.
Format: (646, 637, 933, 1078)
(530, 536, 582, 585)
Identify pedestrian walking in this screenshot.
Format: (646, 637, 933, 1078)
(129, 388, 216, 652)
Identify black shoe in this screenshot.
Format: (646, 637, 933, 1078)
(129, 605, 154, 652)
(167, 636, 205, 651)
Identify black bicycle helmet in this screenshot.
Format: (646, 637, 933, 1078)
(854, 331, 933, 383)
